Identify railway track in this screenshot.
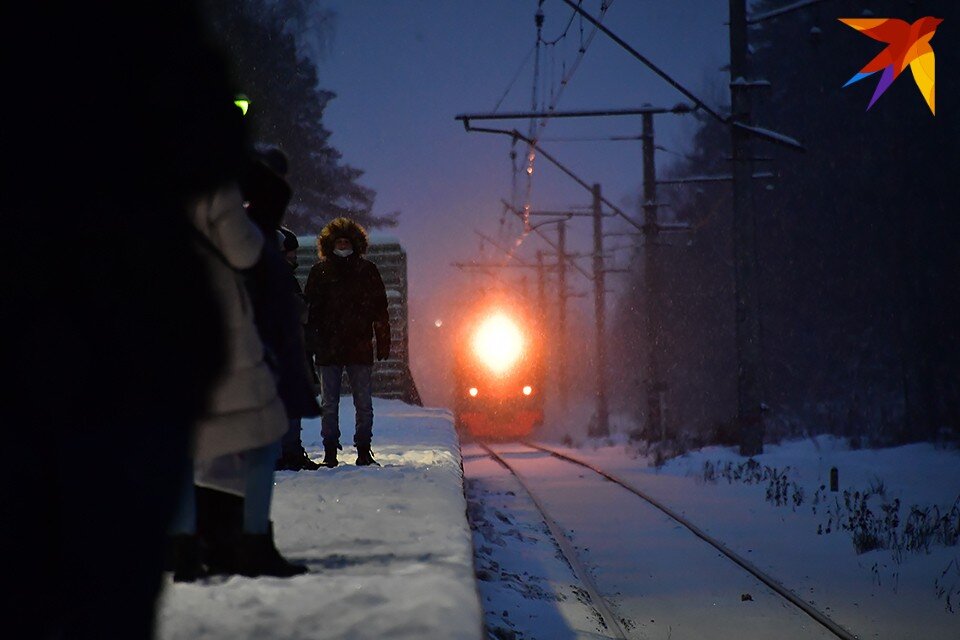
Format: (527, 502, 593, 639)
(476, 441, 631, 639)
(474, 440, 859, 640)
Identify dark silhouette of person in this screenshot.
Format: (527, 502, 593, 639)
(2, 3, 250, 637)
(276, 225, 323, 471)
(304, 218, 391, 467)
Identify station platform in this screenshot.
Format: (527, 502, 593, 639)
(158, 399, 484, 640)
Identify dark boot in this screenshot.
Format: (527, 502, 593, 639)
(196, 487, 244, 575)
(298, 447, 320, 470)
(355, 444, 379, 467)
(276, 447, 319, 471)
(321, 443, 341, 468)
(170, 534, 205, 583)
(274, 450, 300, 471)
(238, 522, 309, 578)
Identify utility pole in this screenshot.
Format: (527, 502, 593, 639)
(536, 250, 549, 405)
(556, 220, 569, 413)
(536, 251, 547, 326)
(641, 113, 666, 441)
(589, 184, 610, 437)
(730, 0, 765, 456)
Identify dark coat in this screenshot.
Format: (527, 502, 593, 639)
(5, 4, 246, 637)
(238, 161, 320, 420)
(305, 254, 390, 365)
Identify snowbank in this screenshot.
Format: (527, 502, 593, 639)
(157, 399, 484, 640)
(555, 435, 960, 639)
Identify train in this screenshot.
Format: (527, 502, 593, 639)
(452, 292, 545, 440)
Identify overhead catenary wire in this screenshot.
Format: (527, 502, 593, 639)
(524, 0, 615, 153)
(557, 0, 726, 124)
(519, 0, 615, 236)
(492, 43, 537, 113)
(501, 199, 594, 282)
(540, 0, 579, 46)
(538, 0, 614, 128)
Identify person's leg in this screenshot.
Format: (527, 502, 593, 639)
(319, 365, 344, 449)
(346, 364, 374, 448)
(239, 439, 307, 577)
(346, 364, 377, 465)
(280, 417, 301, 455)
(277, 417, 316, 470)
(165, 460, 204, 582)
(54, 416, 192, 636)
(242, 440, 282, 534)
(168, 461, 197, 535)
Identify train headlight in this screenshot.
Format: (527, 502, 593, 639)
(522, 385, 533, 396)
(471, 313, 524, 375)
(468, 387, 479, 397)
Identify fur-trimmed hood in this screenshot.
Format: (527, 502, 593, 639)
(317, 217, 369, 258)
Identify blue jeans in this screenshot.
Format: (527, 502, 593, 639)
(170, 440, 281, 535)
(319, 364, 373, 448)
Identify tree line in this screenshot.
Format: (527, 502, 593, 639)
(612, 0, 959, 447)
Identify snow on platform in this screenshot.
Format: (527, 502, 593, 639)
(157, 399, 484, 640)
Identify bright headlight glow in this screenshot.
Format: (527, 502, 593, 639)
(468, 387, 479, 397)
(472, 312, 524, 375)
(522, 385, 533, 396)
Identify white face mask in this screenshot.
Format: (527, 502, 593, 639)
(333, 248, 353, 258)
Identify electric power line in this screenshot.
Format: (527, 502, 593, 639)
(492, 43, 537, 113)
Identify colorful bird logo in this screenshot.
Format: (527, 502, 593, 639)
(839, 17, 942, 115)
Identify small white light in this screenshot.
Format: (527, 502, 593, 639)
(522, 385, 533, 396)
(435, 319, 443, 328)
(469, 387, 479, 397)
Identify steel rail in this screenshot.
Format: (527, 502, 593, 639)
(521, 441, 860, 640)
(476, 442, 631, 639)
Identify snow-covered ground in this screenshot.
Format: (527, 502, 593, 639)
(464, 428, 960, 640)
(157, 399, 483, 640)
(154, 398, 959, 640)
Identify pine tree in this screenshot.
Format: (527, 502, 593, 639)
(205, 0, 398, 231)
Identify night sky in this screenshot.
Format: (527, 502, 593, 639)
(310, 1, 769, 403)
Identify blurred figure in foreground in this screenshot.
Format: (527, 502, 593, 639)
(305, 218, 391, 468)
(173, 146, 319, 579)
(2, 2, 246, 638)
(169, 177, 307, 580)
(237, 146, 322, 472)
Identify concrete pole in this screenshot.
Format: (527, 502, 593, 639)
(589, 183, 610, 437)
(730, 0, 765, 455)
(642, 113, 665, 440)
(557, 220, 569, 413)
(536, 250, 549, 403)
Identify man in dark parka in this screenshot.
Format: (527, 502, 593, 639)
(304, 217, 391, 467)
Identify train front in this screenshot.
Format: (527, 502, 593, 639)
(454, 304, 544, 440)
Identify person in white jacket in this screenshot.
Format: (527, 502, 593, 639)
(168, 182, 306, 580)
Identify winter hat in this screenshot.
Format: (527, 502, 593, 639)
(256, 145, 289, 176)
(318, 217, 368, 258)
(279, 226, 299, 252)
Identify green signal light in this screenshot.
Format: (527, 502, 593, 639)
(234, 98, 249, 116)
